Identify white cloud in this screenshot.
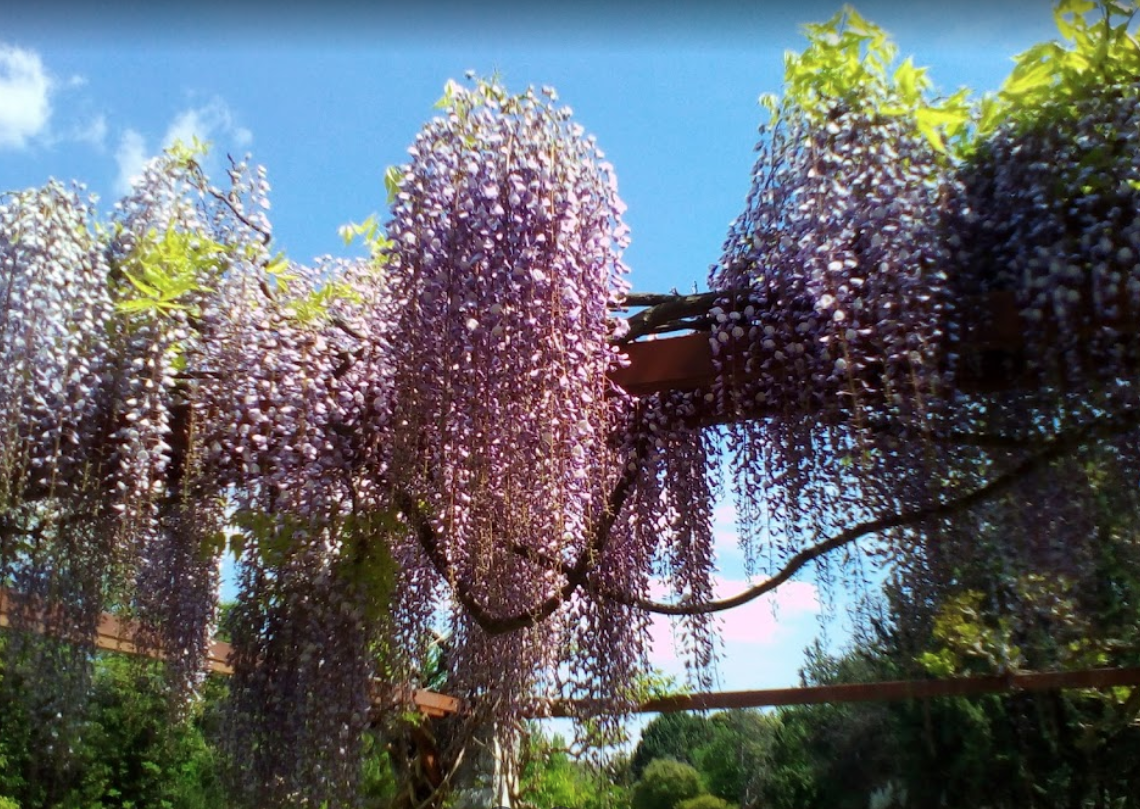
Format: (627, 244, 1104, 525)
(0, 44, 52, 149)
(70, 114, 107, 150)
(647, 575, 822, 691)
(112, 98, 252, 195)
(714, 578, 820, 645)
(114, 128, 148, 195)
(162, 97, 250, 152)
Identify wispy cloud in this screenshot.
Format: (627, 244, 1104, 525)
(714, 578, 820, 645)
(113, 98, 253, 194)
(114, 128, 148, 194)
(0, 43, 52, 149)
(647, 575, 821, 690)
(68, 113, 108, 150)
(162, 98, 250, 151)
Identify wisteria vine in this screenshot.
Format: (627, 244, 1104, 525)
(2, 3, 1140, 806)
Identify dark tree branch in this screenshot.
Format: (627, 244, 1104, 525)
(606, 404, 1140, 617)
(395, 414, 651, 636)
(615, 289, 752, 344)
(191, 157, 370, 348)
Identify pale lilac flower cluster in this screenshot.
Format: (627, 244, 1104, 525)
(381, 78, 633, 736)
(0, 183, 116, 761)
(711, 101, 955, 578)
(194, 244, 389, 805)
(0, 183, 112, 506)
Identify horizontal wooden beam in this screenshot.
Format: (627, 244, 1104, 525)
(545, 666, 1140, 716)
(613, 291, 1138, 397)
(0, 588, 460, 717)
(6, 590, 1136, 720)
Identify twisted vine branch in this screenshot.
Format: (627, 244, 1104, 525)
(615, 403, 1140, 616)
(395, 414, 652, 636)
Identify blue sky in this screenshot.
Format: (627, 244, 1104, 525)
(1, 1, 1061, 695)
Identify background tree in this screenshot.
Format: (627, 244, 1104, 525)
(517, 729, 630, 809)
(629, 714, 717, 779)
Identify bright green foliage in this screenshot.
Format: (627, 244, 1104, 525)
(980, 0, 1140, 134)
(693, 712, 775, 807)
(676, 795, 735, 809)
(338, 212, 394, 262)
(357, 731, 399, 807)
(519, 732, 629, 809)
(756, 646, 902, 809)
(114, 228, 225, 318)
(769, 1, 1139, 158)
(0, 651, 228, 809)
(628, 668, 689, 706)
(164, 136, 210, 170)
(384, 166, 402, 204)
(765, 4, 971, 154)
(915, 590, 1022, 676)
(286, 279, 364, 326)
(917, 573, 1125, 678)
(631, 759, 704, 809)
(631, 710, 778, 808)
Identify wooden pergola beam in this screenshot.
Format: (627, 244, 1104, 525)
(4, 591, 1137, 718)
(612, 290, 1135, 397)
(546, 665, 1140, 716)
(0, 589, 460, 718)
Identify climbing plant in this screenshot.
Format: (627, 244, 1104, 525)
(1, 2, 1139, 807)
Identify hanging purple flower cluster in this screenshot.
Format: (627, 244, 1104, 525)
(617, 392, 720, 688)
(710, 91, 958, 585)
(380, 77, 637, 735)
(892, 80, 1140, 632)
(199, 251, 394, 808)
(948, 82, 1140, 391)
(0, 183, 112, 510)
(0, 183, 117, 766)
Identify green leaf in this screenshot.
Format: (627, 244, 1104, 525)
(1001, 56, 1057, 98)
(433, 78, 462, 110)
(384, 165, 402, 204)
(123, 270, 160, 298)
(893, 57, 919, 102)
(265, 252, 290, 275)
(114, 227, 225, 320)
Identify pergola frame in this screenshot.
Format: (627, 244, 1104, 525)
(3, 286, 1138, 719)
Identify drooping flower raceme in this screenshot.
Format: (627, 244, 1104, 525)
(711, 43, 960, 589)
(380, 78, 634, 732)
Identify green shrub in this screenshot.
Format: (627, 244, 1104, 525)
(632, 759, 703, 809)
(677, 795, 736, 809)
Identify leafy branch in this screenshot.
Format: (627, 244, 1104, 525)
(114, 228, 224, 319)
(977, 0, 1140, 136)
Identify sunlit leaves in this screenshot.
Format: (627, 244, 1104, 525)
(115, 228, 224, 317)
(981, 0, 1140, 136)
(774, 4, 969, 154)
